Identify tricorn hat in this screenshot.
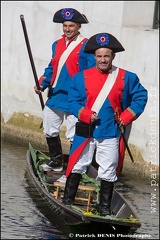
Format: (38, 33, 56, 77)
(53, 8, 89, 24)
(84, 33, 125, 53)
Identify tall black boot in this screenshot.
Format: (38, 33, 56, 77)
(62, 173, 81, 205)
(56, 142, 73, 183)
(42, 136, 63, 171)
(99, 180, 114, 216)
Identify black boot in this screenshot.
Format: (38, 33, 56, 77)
(99, 180, 114, 216)
(42, 136, 63, 171)
(56, 142, 73, 183)
(62, 173, 81, 205)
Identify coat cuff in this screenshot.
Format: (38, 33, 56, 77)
(78, 108, 94, 124)
(120, 107, 136, 126)
(39, 76, 46, 85)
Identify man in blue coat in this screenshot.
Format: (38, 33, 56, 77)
(34, 8, 96, 172)
(62, 32, 148, 216)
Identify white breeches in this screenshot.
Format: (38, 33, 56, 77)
(72, 137, 119, 182)
(42, 106, 78, 142)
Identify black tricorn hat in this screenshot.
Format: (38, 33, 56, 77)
(84, 33, 125, 53)
(53, 8, 89, 24)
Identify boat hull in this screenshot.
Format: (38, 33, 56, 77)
(26, 145, 141, 235)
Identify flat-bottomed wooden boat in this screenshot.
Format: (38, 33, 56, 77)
(26, 143, 141, 235)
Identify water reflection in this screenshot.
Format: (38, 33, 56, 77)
(1, 141, 67, 239)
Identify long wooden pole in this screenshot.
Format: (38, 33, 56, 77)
(20, 14, 44, 110)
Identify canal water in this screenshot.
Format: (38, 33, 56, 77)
(1, 140, 159, 239)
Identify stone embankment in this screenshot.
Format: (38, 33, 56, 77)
(1, 112, 159, 185)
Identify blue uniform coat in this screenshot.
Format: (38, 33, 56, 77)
(38, 34, 96, 112)
(66, 67, 148, 176)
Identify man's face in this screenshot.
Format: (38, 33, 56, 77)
(63, 21, 81, 40)
(94, 48, 115, 72)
